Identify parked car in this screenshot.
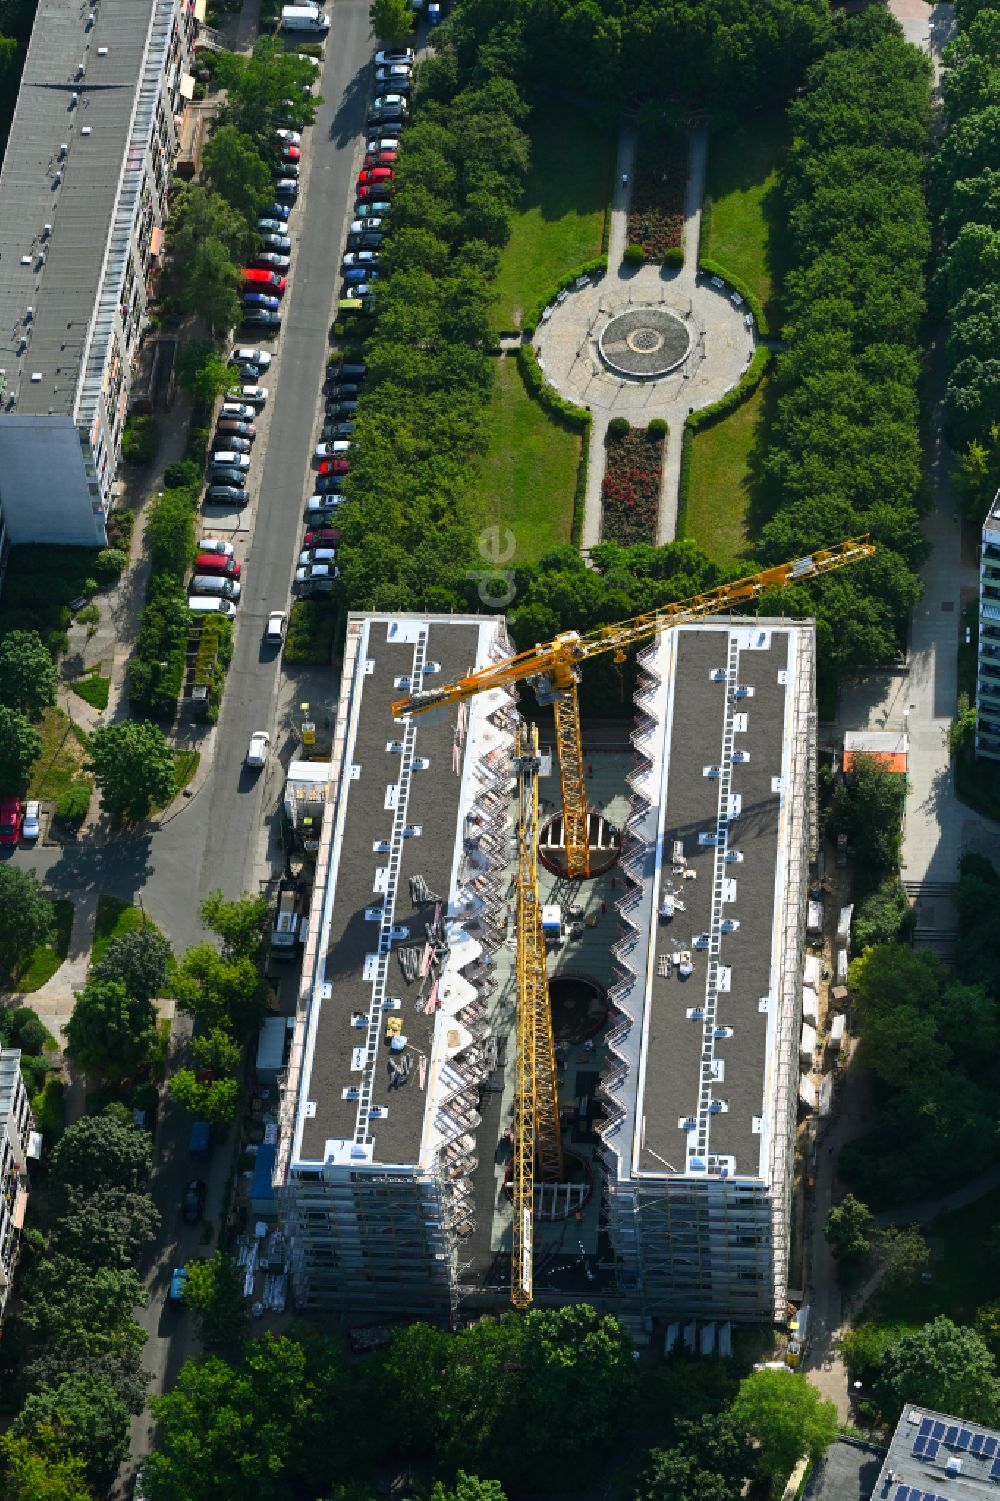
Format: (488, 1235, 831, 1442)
(0, 797, 22, 845)
(212, 434, 252, 455)
(365, 137, 399, 154)
(357, 196, 393, 218)
(251, 252, 291, 271)
(242, 292, 281, 311)
(350, 231, 385, 251)
(231, 348, 272, 369)
(338, 362, 368, 378)
(217, 418, 256, 439)
(303, 526, 341, 547)
(226, 385, 268, 405)
(315, 440, 351, 459)
(375, 46, 414, 65)
(376, 62, 412, 83)
(365, 149, 398, 167)
(169, 1268, 188, 1303)
(258, 218, 287, 234)
(295, 563, 338, 590)
(210, 450, 251, 471)
(342, 250, 380, 268)
(182, 1179, 207, 1224)
(246, 730, 270, 769)
(205, 484, 249, 506)
(371, 92, 408, 112)
(357, 166, 394, 188)
(20, 800, 40, 842)
(275, 128, 302, 145)
(325, 422, 357, 439)
(197, 537, 236, 558)
(318, 458, 350, 475)
(209, 466, 249, 488)
(324, 377, 362, 396)
(350, 215, 383, 234)
(280, 143, 301, 162)
(264, 201, 292, 221)
(306, 494, 343, 514)
(325, 400, 358, 419)
(220, 401, 255, 420)
(356, 183, 393, 204)
(298, 547, 337, 567)
(195, 553, 241, 577)
(242, 269, 286, 292)
(242, 310, 282, 329)
(274, 162, 300, 182)
(314, 474, 345, 494)
(274, 179, 299, 199)
(260, 232, 292, 252)
(265, 610, 287, 644)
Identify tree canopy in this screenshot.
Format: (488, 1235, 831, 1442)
(0, 630, 58, 715)
(0, 706, 41, 794)
(13, 1374, 129, 1492)
(86, 720, 176, 823)
(730, 1370, 837, 1493)
(50, 1112, 152, 1196)
(0, 867, 54, 980)
(64, 979, 158, 1083)
(90, 923, 173, 1006)
(874, 1317, 1000, 1425)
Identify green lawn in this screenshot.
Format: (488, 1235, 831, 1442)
(27, 707, 93, 805)
(171, 749, 200, 798)
(701, 111, 788, 328)
(92, 897, 150, 965)
(71, 667, 110, 712)
(682, 382, 767, 567)
(15, 899, 75, 993)
(492, 102, 613, 332)
(479, 357, 581, 564)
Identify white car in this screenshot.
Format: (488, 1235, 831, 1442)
(220, 401, 255, 421)
(306, 494, 343, 514)
(295, 564, 338, 589)
(211, 451, 251, 471)
(21, 800, 40, 842)
(230, 347, 271, 369)
(342, 250, 379, 267)
(298, 547, 337, 566)
(197, 537, 235, 558)
(376, 64, 412, 85)
(275, 128, 302, 145)
(265, 610, 287, 644)
(375, 47, 414, 66)
(246, 731, 270, 769)
(349, 216, 383, 234)
(314, 441, 351, 459)
(226, 385, 269, 406)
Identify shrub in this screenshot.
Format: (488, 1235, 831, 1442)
(285, 600, 338, 666)
(56, 783, 92, 824)
(106, 509, 135, 555)
(186, 426, 211, 469)
(623, 243, 646, 265)
(95, 548, 127, 581)
(662, 246, 684, 268)
(163, 459, 202, 491)
(121, 416, 159, 466)
(31, 1074, 65, 1146)
(686, 347, 770, 433)
(47, 629, 69, 658)
(517, 346, 592, 433)
(129, 576, 190, 720)
(75, 603, 100, 627)
(19, 1054, 48, 1096)
(698, 257, 770, 338)
(521, 257, 607, 335)
(608, 416, 631, 440)
(11, 1007, 52, 1055)
(146, 487, 198, 582)
(647, 418, 668, 440)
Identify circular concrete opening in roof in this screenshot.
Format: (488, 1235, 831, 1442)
(538, 810, 621, 880)
(549, 974, 609, 1047)
(598, 305, 692, 378)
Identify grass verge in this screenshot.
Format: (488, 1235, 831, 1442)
(171, 750, 200, 798)
(71, 667, 110, 712)
(700, 111, 788, 330)
(492, 101, 613, 332)
(681, 380, 767, 566)
(92, 897, 163, 966)
(27, 707, 94, 805)
(479, 356, 581, 564)
(15, 899, 75, 993)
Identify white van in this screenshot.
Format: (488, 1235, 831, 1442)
(281, 5, 330, 31)
(188, 596, 237, 618)
(191, 575, 241, 601)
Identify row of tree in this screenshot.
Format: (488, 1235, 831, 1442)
(1, 1111, 160, 1497)
(335, 37, 530, 610)
(440, 0, 831, 118)
(752, 9, 931, 692)
(936, 0, 1000, 500)
(139, 1310, 837, 1501)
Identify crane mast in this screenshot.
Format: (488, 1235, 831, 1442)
(511, 722, 564, 1311)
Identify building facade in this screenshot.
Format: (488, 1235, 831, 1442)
(977, 491, 1000, 758)
(0, 0, 195, 552)
(599, 621, 816, 1324)
(0, 1050, 36, 1324)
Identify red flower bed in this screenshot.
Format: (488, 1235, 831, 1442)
(601, 428, 664, 544)
(627, 136, 686, 262)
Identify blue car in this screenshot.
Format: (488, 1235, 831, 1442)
(266, 202, 291, 221)
(169, 1267, 188, 1303)
(343, 267, 379, 286)
(242, 292, 280, 310)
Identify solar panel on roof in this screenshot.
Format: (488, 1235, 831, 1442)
(926, 1441, 940, 1461)
(989, 1454, 1000, 1480)
(973, 1435, 986, 1456)
(933, 1423, 947, 1440)
(959, 1429, 973, 1450)
(945, 1426, 960, 1446)
(920, 1418, 934, 1439)
(893, 1486, 910, 1501)
(913, 1438, 927, 1459)
(987, 1438, 999, 1460)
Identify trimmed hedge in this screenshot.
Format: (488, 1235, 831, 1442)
(129, 576, 189, 720)
(686, 346, 770, 433)
(698, 257, 770, 338)
(285, 600, 338, 666)
(521, 257, 607, 336)
(675, 428, 693, 539)
(517, 345, 592, 434)
(192, 614, 233, 722)
(662, 246, 684, 268)
(571, 436, 589, 549)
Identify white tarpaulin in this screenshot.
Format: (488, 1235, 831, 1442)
(836, 949, 849, 982)
(819, 1074, 834, 1116)
(830, 1014, 846, 1049)
(803, 955, 822, 989)
(799, 1073, 817, 1109)
(800, 1022, 817, 1059)
(837, 904, 854, 943)
(807, 900, 824, 934)
(802, 985, 819, 1026)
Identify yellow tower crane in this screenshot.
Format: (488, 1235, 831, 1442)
(392, 534, 875, 1305)
(510, 722, 563, 1309)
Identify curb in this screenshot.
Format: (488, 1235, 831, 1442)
(153, 725, 217, 828)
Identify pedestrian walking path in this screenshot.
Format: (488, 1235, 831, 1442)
(535, 120, 755, 552)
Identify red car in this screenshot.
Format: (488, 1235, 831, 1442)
(304, 526, 341, 547)
(364, 150, 397, 168)
(318, 459, 351, 476)
(0, 797, 22, 845)
(357, 166, 394, 188)
(281, 144, 301, 162)
(356, 182, 394, 202)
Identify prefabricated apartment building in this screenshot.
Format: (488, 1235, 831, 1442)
(273, 611, 816, 1328)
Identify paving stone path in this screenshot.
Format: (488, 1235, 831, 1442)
(532, 120, 757, 549)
